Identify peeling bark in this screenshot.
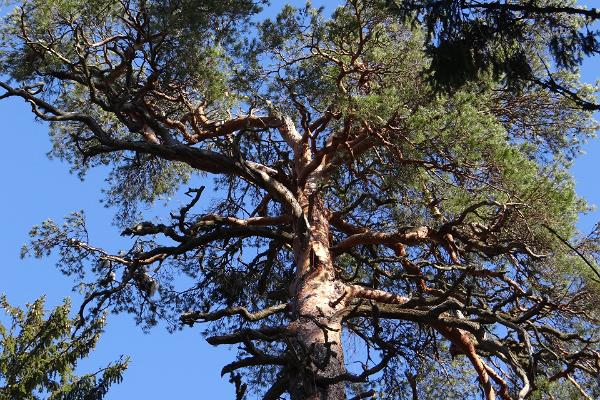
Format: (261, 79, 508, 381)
(289, 196, 348, 400)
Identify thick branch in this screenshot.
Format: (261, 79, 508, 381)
(180, 303, 288, 326)
(221, 355, 286, 376)
(331, 226, 432, 255)
(206, 326, 292, 346)
(136, 226, 293, 263)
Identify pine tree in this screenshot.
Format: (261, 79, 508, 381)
(0, 296, 128, 400)
(1, 1, 599, 399)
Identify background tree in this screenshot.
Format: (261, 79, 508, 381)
(0, 296, 128, 400)
(1, 0, 599, 399)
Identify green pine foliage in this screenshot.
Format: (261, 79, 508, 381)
(0, 0, 599, 398)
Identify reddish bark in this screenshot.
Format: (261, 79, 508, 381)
(437, 325, 496, 400)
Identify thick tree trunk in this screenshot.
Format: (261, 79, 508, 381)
(288, 298, 346, 400)
(288, 195, 347, 400)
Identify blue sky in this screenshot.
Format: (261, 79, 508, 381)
(0, 1, 599, 399)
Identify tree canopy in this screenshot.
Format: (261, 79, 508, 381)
(1, 0, 599, 399)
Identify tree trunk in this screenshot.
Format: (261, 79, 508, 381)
(288, 195, 347, 400)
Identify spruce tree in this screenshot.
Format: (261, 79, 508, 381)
(0, 296, 128, 400)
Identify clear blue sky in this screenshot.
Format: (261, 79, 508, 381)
(0, 2, 598, 399)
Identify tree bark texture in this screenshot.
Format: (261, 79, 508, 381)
(289, 193, 347, 400)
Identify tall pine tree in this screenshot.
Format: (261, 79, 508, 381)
(1, 1, 599, 398)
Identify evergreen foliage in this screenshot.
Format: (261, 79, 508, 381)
(0, 296, 128, 400)
(0, 0, 599, 399)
